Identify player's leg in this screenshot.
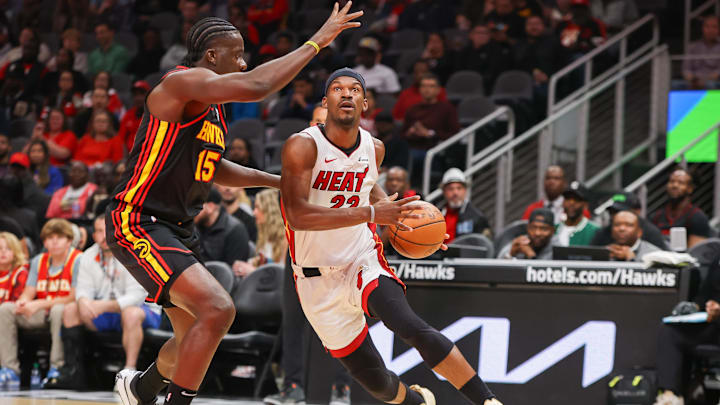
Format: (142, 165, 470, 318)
(367, 277, 499, 405)
(335, 335, 430, 405)
(160, 263, 236, 404)
(120, 306, 147, 370)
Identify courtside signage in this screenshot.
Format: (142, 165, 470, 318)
(370, 317, 616, 388)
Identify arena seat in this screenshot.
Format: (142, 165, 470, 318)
(688, 238, 720, 282)
(150, 11, 180, 32)
(494, 219, 528, 255)
(446, 70, 485, 102)
(375, 93, 397, 113)
(229, 118, 266, 169)
(450, 233, 495, 258)
(457, 95, 496, 126)
(491, 70, 534, 102)
(9, 119, 34, 138)
(387, 29, 424, 55)
(205, 261, 236, 293)
(111, 72, 133, 94)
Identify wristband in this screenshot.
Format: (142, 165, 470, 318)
(369, 205, 375, 223)
(304, 40, 320, 55)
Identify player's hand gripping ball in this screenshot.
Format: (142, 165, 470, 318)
(388, 201, 446, 259)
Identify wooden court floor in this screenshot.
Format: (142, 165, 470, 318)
(0, 390, 265, 404)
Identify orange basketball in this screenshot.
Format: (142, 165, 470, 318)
(388, 201, 446, 259)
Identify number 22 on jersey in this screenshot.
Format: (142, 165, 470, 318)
(195, 149, 221, 182)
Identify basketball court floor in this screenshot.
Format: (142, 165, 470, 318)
(0, 390, 265, 404)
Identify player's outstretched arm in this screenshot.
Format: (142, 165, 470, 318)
(165, 2, 363, 105)
(215, 158, 280, 189)
(281, 134, 420, 231)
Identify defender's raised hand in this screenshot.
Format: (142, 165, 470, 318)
(309, 1, 364, 49)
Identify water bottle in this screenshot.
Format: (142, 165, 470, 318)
(30, 363, 42, 390)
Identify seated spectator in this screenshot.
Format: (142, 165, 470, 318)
(215, 184, 257, 242)
(0, 60, 43, 123)
(555, 182, 599, 246)
(421, 32, 454, 84)
(280, 74, 319, 121)
(126, 27, 165, 81)
(398, 0, 455, 32)
(441, 168, 491, 242)
(653, 250, 720, 405)
(514, 15, 566, 112)
(607, 210, 660, 261)
(44, 70, 84, 118)
(232, 188, 287, 277)
(46, 29, 88, 74)
(226, 137, 260, 170)
(0, 232, 28, 305)
(550, 0, 573, 28)
(590, 0, 639, 33)
(375, 110, 410, 170)
(0, 27, 51, 66)
(353, 37, 401, 95)
(485, 0, 526, 40)
(385, 166, 419, 199)
(500, 208, 556, 259)
(247, 0, 289, 41)
(73, 87, 119, 136)
(455, 24, 513, 94)
(650, 168, 710, 249)
(681, 16, 720, 90)
(0, 132, 9, 176)
(42, 48, 89, 97)
(522, 165, 590, 224)
(88, 22, 130, 75)
(0, 219, 81, 388)
(81, 71, 126, 119)
(392, 59, 448, 121)
(160, 19, 193, 72)
(73, 110, 124, 167)
(590, 192, 669, 250)
(228, 4, 260, 54)
(117, 81, 150, 153)
(195, 188, 250, 268)
(39, 108, 78, 166)
(27, 139, 64, 195)
(514, 0, 544, 20)
(557, 0, 607, 56)
(0, 38, 47, 100)
(401, 74, 460, 178)
(359, 88, 383, 136)
(8, 153, 50, 223)
(2, 158, 41, 246)
(55, 213, 159, 388)
(53, 0, 92, 34)
(46, 161, 98, 220)
(309, 103, 327, 127)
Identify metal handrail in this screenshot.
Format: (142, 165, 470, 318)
(548, 14, 658, 115)
(422, 106, 514, 197)
(684, 0, 720, 53)
(594, 120, 720, 216)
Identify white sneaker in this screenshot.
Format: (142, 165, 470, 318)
(116, 369, 156, 405)
(654, 390, 684, 405)
(409, 384, 436, 405)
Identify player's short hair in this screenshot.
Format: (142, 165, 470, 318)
(40, 218, 75, 242)
(182, 17, 239, 66)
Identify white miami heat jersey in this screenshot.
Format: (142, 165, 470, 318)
(284, 125, 379, 267)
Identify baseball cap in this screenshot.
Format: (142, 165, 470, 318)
(528, 208, 554, 227)
(132, 80, 150, 92)
(609, 192, 640, 213)
(358, 37, 381, 53)
(207, 187, 222, 204)
(9, 152, 30, 169)
(441, 168, 466, 188)
(562, 181, 588, 201)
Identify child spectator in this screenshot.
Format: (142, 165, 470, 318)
(0, 232, 28, 305)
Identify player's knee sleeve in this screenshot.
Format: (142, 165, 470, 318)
(337, 335, 400, 402)
(368, 278, 454, 368)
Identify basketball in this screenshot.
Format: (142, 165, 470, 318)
(388, 201, 446, 259)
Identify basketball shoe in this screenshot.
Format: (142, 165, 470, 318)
(409, 384, 436, 405)
(263, 382, 306, 404)
(654, 390, 684, 405)
(116, 369, 158, 405)
(329, 383, 350, 405)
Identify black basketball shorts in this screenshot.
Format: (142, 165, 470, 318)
(106, 200, 203, 307)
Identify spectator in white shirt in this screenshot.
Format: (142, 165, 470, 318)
(353, 36, 401, 94)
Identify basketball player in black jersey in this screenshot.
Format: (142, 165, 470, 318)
(108, 4, 363, 405)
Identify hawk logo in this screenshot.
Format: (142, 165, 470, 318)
(133, 239, 151, 259)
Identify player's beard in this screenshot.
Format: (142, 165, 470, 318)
(332, 113, 358, 128)
(448, 199, 464, 209)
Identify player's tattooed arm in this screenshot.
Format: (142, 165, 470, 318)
(214, 158, 280, 189)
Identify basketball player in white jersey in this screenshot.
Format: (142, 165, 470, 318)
(280, 68, 502, 405)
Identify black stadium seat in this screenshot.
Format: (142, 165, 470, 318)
(494, 220, 528, 255)
(446, 70, 484, 102)
(450, 233, 495, 258)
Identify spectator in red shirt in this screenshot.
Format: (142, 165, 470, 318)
(46, 161, 97, 219)
(522, 165, 590, 223)
(73, 87, 119, 136)
(37, 108, 77, 166)
(0, 232, 28, 304)
(117, 80, 149, 153)
(557, 0, 607, 56)
(81, 71, 125, 119)
(392, 59, 448, 121)
(247, 0, 289, 40)
(73, 110, 123, 167)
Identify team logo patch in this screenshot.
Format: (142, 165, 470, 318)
(133, 238, 152, 259)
